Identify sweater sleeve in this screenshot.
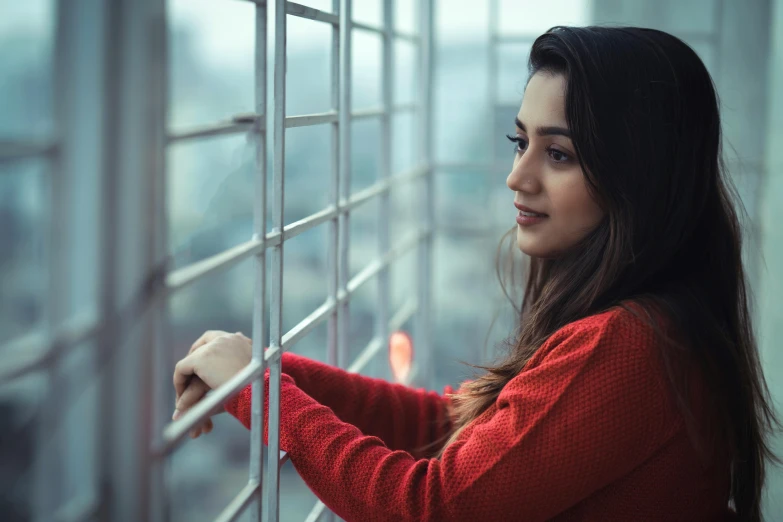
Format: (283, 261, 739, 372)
(225, 310, 678, 522)
(225, 351, 455, 457)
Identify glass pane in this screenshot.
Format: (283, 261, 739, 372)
(394, 40, 417, 106)
(167, 134, 255, 270)
(0, 0, 55, 138)
(60, 342, 98, 507)
(285, 124, 332, 224)
(394, 0, 417, 35)
(353, 0, 382, 28)
(350, 118, 381, 194)
(686, 39, 716, 78)
(168, 0, 255, 131)
(435, 43, 489, 163)
(389, 174, 419, 246)
(346, 274, 377, 367)
(280, 224, 329, 337)
(287, 16, 332, 116)
(436, 0, 488, 45)
(433, 231, 496, 380)
(392, 111, 416, 174)
(349, 201, 378, 281)
(434, 170, 489, 231)
(497, 42, 530, 106)
(497, 0, 590, 36)
(351, 30, 382, 109)
(0, 372, 48, 519)
(0, 159, 48, 345)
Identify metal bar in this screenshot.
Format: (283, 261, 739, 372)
(486, 0, 499, 363)
(286, 1, 340, 25)
(0, 141, 57, 163)
(393, 103, 417, 112)
(337, 0, 352, 380)
(285, 298, 336, 347)
(166, 236, 265, 292)
(323, 0, 340, 518)
(167, 118, 260, 143)
(148, 0, 170, 519)
(214, 482, 260, 522)
(415, 0, 435, 387)
(0, 310, 99, 382)
(267, 1, 287, 519)
(303, 500, 327, 522)
(285, 111, 338, 128)
(352, 20, 384, 34)
(97, 0, 123, 519)
(53, 491, 100, 522)
(37, 0, 72, 516)
(248, 1, 268, 521)
(347, 228, 425, 294)
(393, 30, 419, 43)
(159, 360, 263, 453)
(351, 107, 385, 119)
(375, 0, 393, 380)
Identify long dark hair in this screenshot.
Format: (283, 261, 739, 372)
(423, 26, 780, 521)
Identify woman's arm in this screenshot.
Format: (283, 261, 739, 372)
(225, 311, 676, 522)
(173, 331, 455, 456)
(229, 351, 455, 458)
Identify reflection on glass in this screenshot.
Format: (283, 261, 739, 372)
(167, 134, 255, 270)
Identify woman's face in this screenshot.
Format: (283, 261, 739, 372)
(506, 71, 605, 258)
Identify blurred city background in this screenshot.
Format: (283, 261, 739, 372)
(1, 0, 782, 520)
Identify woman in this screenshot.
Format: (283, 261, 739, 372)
(171, 26, 780, 521)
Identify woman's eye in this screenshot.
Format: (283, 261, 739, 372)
(547, 147, 570, 163)
(505, 134, 527, 154)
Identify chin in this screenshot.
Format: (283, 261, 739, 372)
(516, 228, 552, 258)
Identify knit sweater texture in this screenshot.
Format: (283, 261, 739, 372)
(224, 303, 736, 521)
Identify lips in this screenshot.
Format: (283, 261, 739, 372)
(514, 202, 548, 216)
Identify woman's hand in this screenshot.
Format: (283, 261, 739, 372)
(172, 330, 252, 437)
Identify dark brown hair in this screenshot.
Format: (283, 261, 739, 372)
(420, 26, 780, 521)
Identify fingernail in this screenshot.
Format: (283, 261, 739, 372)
(172, 409, 181, 420)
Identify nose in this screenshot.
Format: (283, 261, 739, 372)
(506, 154, 542, 194)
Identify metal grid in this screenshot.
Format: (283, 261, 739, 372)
(0, 0, 433, 521)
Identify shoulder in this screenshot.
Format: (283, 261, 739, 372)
(558, 299, 657, 340)
(525, 299, 668, 379)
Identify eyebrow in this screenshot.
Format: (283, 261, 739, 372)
(515, 117, 572, 139)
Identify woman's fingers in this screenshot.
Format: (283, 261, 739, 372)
(173, 353, 198, 400)
(174, 376, 210, 418)
(189, 330, 222, 355)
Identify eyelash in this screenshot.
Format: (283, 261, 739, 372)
(505, 134, 571, 163)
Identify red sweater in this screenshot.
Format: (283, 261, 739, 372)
(224, 304, 735, 521)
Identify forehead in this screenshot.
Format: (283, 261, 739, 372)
(517, 72, 568, 125)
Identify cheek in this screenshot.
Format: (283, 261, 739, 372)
(551, 176, 604, 236)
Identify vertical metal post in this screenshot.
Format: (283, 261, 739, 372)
(327, 3, 340, 371)
(486, 0, 499, 363)
(266, 0, 287, 520)
(98, 0, 166, 520)
(337, 0, 353, 374)
(147, 0, 169, 520)
(35, 0, 73, 518)
(377, 0, 393, 379)
(249, 2, 269, 521)
(97, 0, 122, 518)
(415, 0, 435, 387)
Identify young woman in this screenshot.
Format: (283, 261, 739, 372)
(171, 26, 781, 521)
